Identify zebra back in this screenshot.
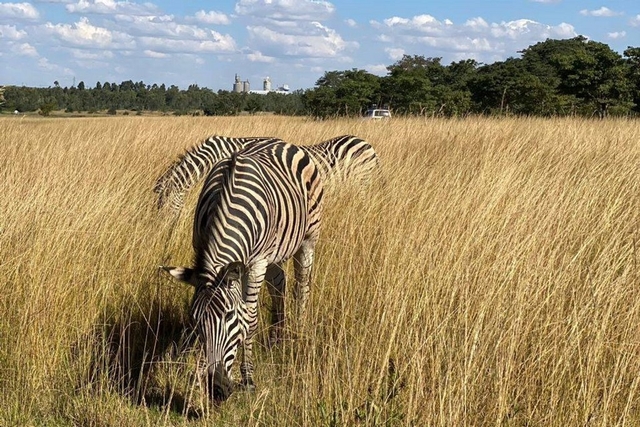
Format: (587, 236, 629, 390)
(191, 139, 323, 278)
(302, 135, 379, 188)
(153, 136, 278, 211)
(155, 134, 378, 215)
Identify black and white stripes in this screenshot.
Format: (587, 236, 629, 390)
(162, 139, 323, 402)
(154, 134, 378, 215)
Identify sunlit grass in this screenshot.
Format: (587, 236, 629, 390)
(0, 115, 638, 426)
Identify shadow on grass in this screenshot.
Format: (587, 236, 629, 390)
(75, 279, 204, 419)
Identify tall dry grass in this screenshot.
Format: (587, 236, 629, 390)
(0, 115, 638, 426)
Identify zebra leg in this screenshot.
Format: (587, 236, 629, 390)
(265, 262, 286, 347)
(292, 240, 316, 319)
(240, 259, 268, 390)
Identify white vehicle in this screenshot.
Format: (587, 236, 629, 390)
(363, 108, 391, 120)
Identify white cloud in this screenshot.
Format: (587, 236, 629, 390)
(579, 7, 622, 17)
(607, 31, 626, 39)
(66, 0, 159, 16)
(371, 15, 576, 61)
(382, 14, 445, 35)
(247, 21, 357, 58)
(191, 10, 230, 25)
(138, 33, 236, 54)
(631, 15, 640, 27)
(114, 14, 213, 39)
(364, 64, 387, 75)
(235, 0, 335, 21)
(143, 49, 168, 58)
(385, 47, 405, 60)
(246, 50, 275, 63)
(12, 42, 38, 56)
(0, 24, 27, 39)
(43, 17, 136, 49)
(0, 2, 40, 21)
(70, 48, 113, 59)
(38, 57, 74, 76)
(345, 18, 357, 28)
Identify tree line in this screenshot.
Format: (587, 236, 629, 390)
(2, 80, 305, 116)
(2, 37, 639, 118)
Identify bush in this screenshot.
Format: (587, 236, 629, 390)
(38, 103, 56, 116)
(107, 107, 117, 115)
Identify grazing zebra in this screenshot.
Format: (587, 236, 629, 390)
(154, 134, 377, 215)
(162, 139, 323, 402)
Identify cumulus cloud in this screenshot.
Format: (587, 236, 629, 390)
(364, 64, 388, 75)
(143, 49, 168, 58)
(138, 33, 237, 54)
(607, 31, 626, 39)
(12, 42, 38, 56)
(70, 48, 113, 59)
(579, 7, 622, 17)
(247, 21, 357, 58)
(66, 0, 159, 16)
(345, 18, 357, 28)
(246, 50, 275, 63)
(385, 47, 405, 60)
(0, 2, 40, 21)
(371, 14, 576, 61)
(190, 10, 230, 25)
(631, 15, 640, 27)
(235, 0, 335, 22)
(43, 17, 136, 49)
(38, 57, 74, 76)
(114, 14, 213, 39)
(0, 24, 27, 39)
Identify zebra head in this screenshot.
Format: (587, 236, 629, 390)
(162, 262, 249, 402)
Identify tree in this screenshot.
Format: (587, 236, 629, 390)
(624, 46, 640, 113)
(303, 69, 381, 118)
(38, 102, 56, 116)
(521, 37, 632, 117)
(469, 58, 561, 115)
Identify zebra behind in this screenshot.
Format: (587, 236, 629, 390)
(154, 134, 378, 215)
(162, 139, 323, 402)
(153, 136, 276, 212)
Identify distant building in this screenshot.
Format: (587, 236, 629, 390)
(233, 74, 250, 93)
(233, 74, 291, 95)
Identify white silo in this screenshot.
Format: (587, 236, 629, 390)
(243, 79, 250, 92)
(233, 74, 242, 93)
(263, 77, 272, 91)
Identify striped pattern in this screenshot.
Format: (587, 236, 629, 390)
(154, 136, 275, 213)
(163, 139, 323, 401)
(154, 134, 378, 215)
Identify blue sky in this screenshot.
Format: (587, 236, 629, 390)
(1, 0, 638, 91)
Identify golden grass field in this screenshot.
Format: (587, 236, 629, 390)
(0, 115, 639, 426)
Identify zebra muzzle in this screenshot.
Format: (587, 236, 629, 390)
(208, 366, 234, 402)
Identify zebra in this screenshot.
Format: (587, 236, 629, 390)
(153, 136, 276, 213)
(154, 134, 378, 216)
(161, 139, 323, 402)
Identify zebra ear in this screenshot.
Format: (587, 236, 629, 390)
(224, 262, 245, 286)
(161, 266, 198, 287)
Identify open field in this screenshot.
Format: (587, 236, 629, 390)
(0, 115, 639, 426)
